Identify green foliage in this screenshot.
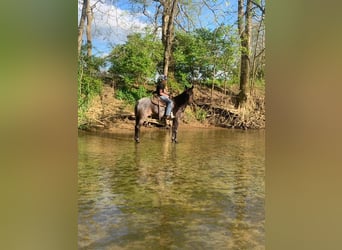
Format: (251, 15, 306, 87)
(109, 33, 162, 88)
(166, 78, 182, 94)
(78, 50, 104, 127)
(174, 30, 208, 84)
(195, 108, 207, 122)
(115, 85, 149, 105)
(105, 27, 244, 98)
(115, 89, 136, 104)
(253, 79, 265, 90)
(173, 27, 239, 86)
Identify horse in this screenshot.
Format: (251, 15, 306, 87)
(134, 85, 194, 143)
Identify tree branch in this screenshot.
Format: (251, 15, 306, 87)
(91, 0, 103, 9)
(251, 0, 265, 15)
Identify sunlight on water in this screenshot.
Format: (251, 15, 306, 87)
(78, 128, 265, 249)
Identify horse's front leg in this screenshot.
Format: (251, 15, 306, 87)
(135, 121, 141, 143)
(171, 118, 178, 143)
(134, 124, 140, 143)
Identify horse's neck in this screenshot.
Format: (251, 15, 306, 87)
(174, 93, 189, 110)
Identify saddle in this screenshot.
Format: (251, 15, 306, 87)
(151, 93, 167, 107)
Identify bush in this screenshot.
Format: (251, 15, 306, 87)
(195, 108, 207, 122)
(78, 53, 104, 127)
(115, 85, 149, 105)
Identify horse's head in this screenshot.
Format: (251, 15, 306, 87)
(173, 85, 194, 109)
(185, 85, 194, 104)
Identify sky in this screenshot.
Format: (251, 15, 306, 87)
(78, 0, 238, 57)
(78, 0, 149, 56)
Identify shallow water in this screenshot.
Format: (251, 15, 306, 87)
(78, 128, 265, 249)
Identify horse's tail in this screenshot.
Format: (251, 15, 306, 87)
(134, 101, 138, 118)
(134, 101, 138, 115)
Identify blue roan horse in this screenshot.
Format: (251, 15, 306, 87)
(134, 85, 194, 143)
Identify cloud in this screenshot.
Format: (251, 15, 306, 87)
(78, 0, 149, 56)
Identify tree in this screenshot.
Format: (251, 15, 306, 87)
(78, 0, 88, 56)
(160, 0, 179, 77)
(85, 0, 93, 57)
(173, 27, 237, 88)
(109, 33, 163, 87)
(237, 0, 252, 107)
(250, 0, 265, 90)
(78, 0, 102, 57)
(129, 0, 228, 82)
(130, 0, 187, 78)
(173, 29, 209, 84)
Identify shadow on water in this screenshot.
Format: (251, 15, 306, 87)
(78, 128, 265, 249)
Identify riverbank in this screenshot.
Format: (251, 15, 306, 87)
(79, 84, 265, 132)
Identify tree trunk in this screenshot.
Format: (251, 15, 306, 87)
(86, 2, 93, 57)
(211, 64, 216, 107)
(78, 0, 88, 56)
(237, 0, 252, 107)
(250, 1, 265, 92)
(161, 0, 179, 77)
(78, 0, 93, 57)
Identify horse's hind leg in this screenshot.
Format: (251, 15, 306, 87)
(135, 113, 147, 143)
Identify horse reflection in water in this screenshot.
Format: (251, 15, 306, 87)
(134, 85, 194, 143)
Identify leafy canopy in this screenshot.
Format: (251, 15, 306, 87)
(109, 33, 163, 87)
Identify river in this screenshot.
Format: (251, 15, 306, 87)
(78, 128, 265, 249)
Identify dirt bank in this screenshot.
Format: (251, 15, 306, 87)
(80, 84, 265, 132)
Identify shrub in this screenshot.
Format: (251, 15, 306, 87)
(78, 53, 104, 127)
(115, 85, 149, 105)
(195, 108, 207, 122)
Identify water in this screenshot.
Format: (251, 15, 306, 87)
(78, 128, 265, 249)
